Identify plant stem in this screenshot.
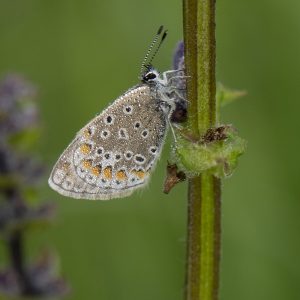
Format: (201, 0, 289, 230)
(183, 1, 221, 300)
(6, 188, 40, 296)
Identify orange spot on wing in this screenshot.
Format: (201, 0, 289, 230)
(103, 166, 112, 180)
(132, 170, 146, 179)
(116, 170, 127, 181)
(83, 128, 92, 138)
(82, 159, 92, 169)
(92, 165, 101, 176)
(80, 143, 92, 154)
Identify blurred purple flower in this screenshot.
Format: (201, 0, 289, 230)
(0, 252, 69, 297)
(0, 269, 19, 297)
(0, 74, 68, 298)
(173, 41, 185, 70)
(28, 251, 69, 297)
(170, 41, 188, 123)
(0, 202, 56, 232)
(0, 74, 38, 139)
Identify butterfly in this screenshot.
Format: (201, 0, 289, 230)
(48, 26, 186, 200)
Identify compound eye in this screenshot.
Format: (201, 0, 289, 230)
(145, 72, 157, 81)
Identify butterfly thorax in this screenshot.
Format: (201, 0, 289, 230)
(141, 67, 178, 119)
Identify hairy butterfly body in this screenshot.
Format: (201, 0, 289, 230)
(48, 27, 186, 200)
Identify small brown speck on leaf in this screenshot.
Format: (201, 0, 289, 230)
(202, 125, 232, 143)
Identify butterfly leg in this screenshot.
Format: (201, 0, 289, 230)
(168, 117, 178, 143)
(161, 70, 186, 85)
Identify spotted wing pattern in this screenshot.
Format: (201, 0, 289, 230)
(48, 85, 167, 200)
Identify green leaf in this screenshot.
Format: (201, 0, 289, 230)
(216, 83, 246, 107)
(174, 126, 247, 178)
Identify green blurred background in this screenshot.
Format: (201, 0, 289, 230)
(0, 0, 299, 299)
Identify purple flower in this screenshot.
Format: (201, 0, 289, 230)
(0, 74, 69, 298)
(173, 41, 185, 70)
(170, 41, 188, 123)
(0, 74, 38, 139)
(0, 252, 69, 297)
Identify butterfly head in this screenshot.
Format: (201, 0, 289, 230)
(141, 65, 160, 84)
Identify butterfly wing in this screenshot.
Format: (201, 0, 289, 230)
(48, 84, 168, 200)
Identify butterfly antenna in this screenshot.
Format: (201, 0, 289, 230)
(147, 29, 168, 68)
(140, 26, 167, 76)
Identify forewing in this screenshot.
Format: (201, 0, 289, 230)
(48, 85, 167, 200)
